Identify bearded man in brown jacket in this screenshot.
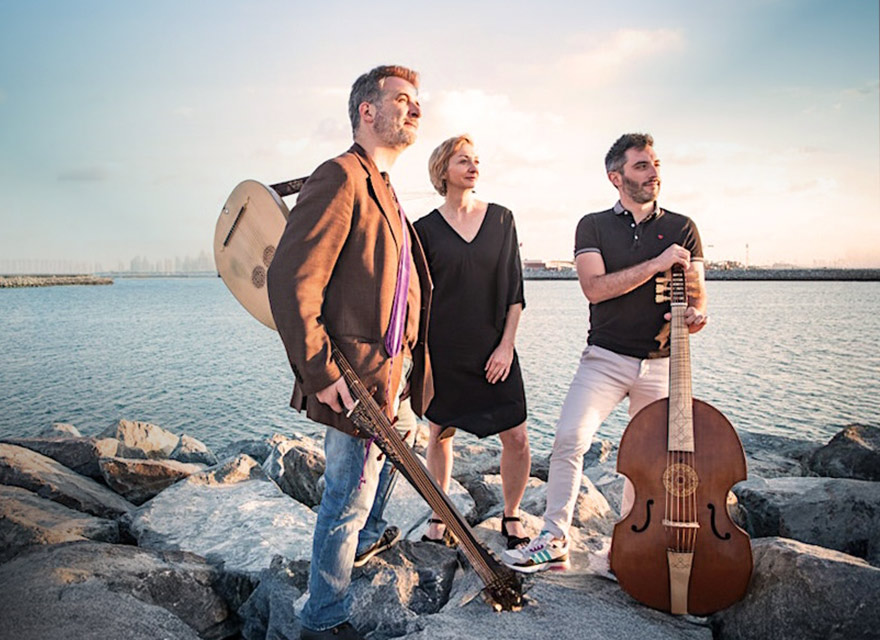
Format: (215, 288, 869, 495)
(267, 65, 432, 640)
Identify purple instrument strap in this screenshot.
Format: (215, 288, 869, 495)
(384, 184, 410, 358)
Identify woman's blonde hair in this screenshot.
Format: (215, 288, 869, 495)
(428, 134, 475, 196)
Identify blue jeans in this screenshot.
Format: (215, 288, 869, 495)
(300, 359, 414, 632)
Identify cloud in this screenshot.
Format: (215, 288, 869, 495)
(173, 106, 195, 118)
(314, 117, 349, 143)
(57, 167, 109, 182)
(545, 28, 685, 86)
(276, 138, 310, 157)
(311, 86, 348, 99)
(663, 141, 752, 167)
(426, 89, 563, 165)
(847, 81, 880, 97)
(787, 80, 879, 115)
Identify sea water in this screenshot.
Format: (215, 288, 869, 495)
(1, 277, 878, 455)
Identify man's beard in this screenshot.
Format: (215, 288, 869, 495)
(374, 108, 416, 147)
(621, 173, 659, 204)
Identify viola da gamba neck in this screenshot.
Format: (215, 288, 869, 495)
(667, 267, 694, 452)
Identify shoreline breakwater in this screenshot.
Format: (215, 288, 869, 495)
(523, 267, 880, 281)
(3, 268, 880, 288)
(0, 275, 113, 288)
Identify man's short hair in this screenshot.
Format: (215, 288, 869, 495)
(428, 134, 475, 196)
(605, 133, 654, 173)
(348, 65, 420, 136)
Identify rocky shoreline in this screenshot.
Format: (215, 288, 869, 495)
(1, 419, 878, 640)
(0, 274, 114, 288)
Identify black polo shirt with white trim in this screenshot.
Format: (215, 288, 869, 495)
(574, 201, 703, 359)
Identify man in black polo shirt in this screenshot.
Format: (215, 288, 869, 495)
(503, 132, 707, 573)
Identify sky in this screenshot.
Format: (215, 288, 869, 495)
(0, 0, 878, 271)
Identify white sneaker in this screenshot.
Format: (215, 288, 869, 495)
(502, 530, 569, 573)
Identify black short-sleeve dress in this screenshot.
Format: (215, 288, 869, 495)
(413, 203, 527, 437)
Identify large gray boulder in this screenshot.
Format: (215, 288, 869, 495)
(237, 556, 308, 640)
(99, 419, 180, 458)
(171, 433, 219, 466)
(0, 485, 119, 563)
(129, 454, 316, 574)
(0, 435, 145, 480)
(463, 474, 546, 522)
(239, 540, 461, 640)
(738, 430, 815, 479)
(262, 433, 325, 507)
(734, 476, 880, 564)
(348, 540, 461, 638)
(532, 439, 617, 483)
(37, 422, 82, 437)
(710, 538, 880, 640)
(584, 460, 627, 517)
(0, 443, 134, 519)
(803, 424, 880, 481)
(99, 456, 206, 504)
(449, 437, 503, 481)
(216, 433, 300, 466)
(0, 540, 242, 640)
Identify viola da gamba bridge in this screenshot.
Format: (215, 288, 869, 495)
(609, 266, 753, 615)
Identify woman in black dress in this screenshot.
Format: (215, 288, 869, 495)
(414, 134, 531, 549)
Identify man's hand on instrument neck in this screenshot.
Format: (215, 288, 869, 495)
(664, 306, 710, 334)
(652, 243, 691, 273)
(663, 261, 709, 334)
(316, 377, 356, 413)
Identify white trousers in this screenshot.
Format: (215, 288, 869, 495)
(543, 345, 669, 539)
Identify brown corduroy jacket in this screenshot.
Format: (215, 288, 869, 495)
(267, 144, 433, 436)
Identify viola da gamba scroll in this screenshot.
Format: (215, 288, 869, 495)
(609, 265, 752, 616)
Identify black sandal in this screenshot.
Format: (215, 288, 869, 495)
(421, 518, 456, 547)
(501, 516, 530, 550)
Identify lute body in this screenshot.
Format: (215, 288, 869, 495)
(213, 180, 290, 330)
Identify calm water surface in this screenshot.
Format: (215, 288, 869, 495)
(2, 278, 878, 455)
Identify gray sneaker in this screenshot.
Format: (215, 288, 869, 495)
(502, 530, 570, 573)
(353, 526, 400, 567)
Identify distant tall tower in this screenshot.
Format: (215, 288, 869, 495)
(745, 243, 750, 268)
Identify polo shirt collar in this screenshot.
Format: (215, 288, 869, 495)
(613, 200, 663, 222)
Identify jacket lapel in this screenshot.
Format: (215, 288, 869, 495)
(350, 144, 402, 251)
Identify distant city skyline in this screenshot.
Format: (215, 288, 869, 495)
(1, 1, 878, 268)
(0, 249, 866, 277)
(0, 251, 215, 275)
